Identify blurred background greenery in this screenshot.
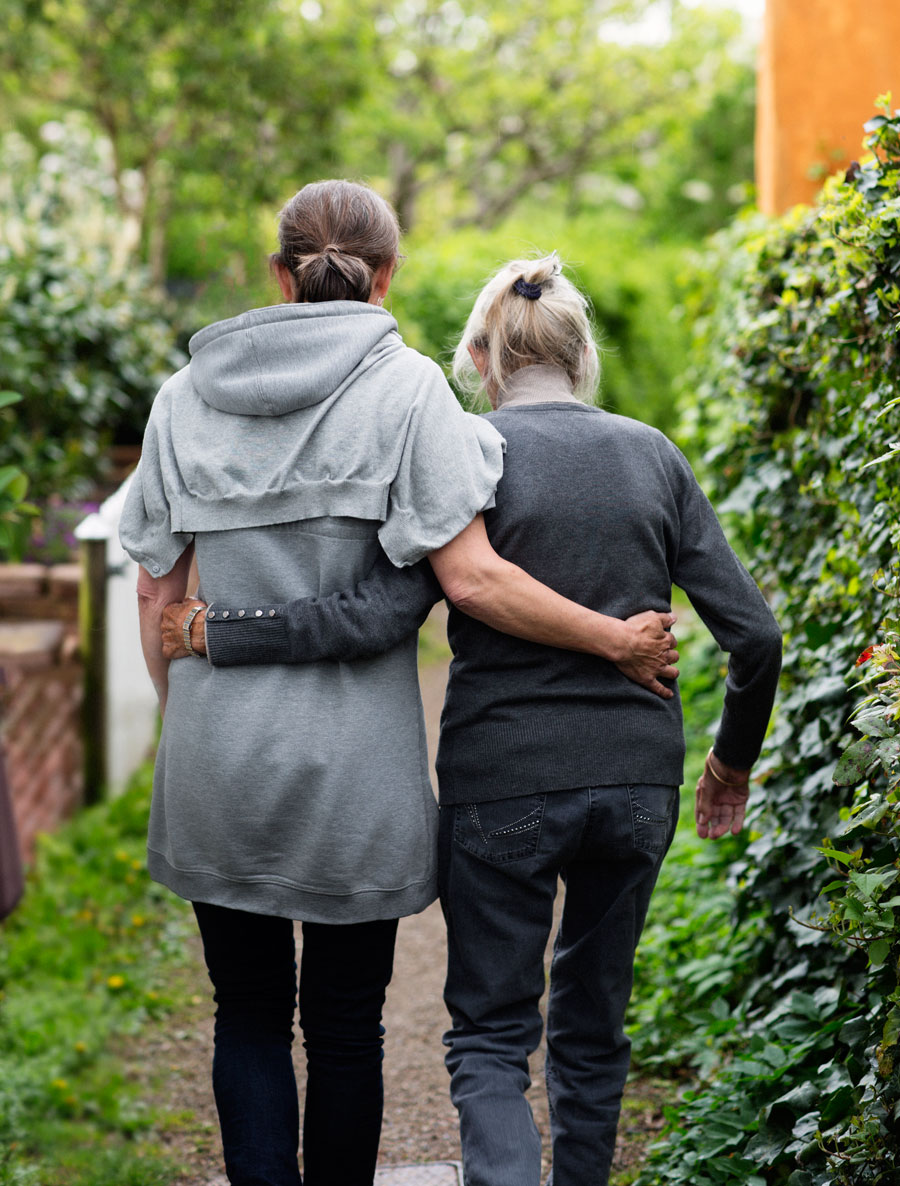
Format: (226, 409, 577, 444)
(0, 0, 761, 522)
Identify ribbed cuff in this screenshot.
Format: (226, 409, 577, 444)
(205, 611, 293, 667)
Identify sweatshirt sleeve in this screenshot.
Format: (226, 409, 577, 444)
(118, 397, 193, 577)
(667, 442, 782, 769)
(204, 552, 442, 666)
(378, 365, 505, 567)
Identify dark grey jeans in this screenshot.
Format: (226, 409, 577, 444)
(439, 784, 679, 1186)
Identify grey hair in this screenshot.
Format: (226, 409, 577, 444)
(452, 253, 600, 402)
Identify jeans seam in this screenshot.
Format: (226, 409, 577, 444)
(487, 807, 542, 838)
(467, 803, 488, 845)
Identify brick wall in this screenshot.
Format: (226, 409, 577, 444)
(0, 564, 83, 863)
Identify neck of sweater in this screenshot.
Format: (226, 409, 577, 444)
(493, 364, 580, 409)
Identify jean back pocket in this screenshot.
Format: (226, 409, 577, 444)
(453, 795, 546, 864)
(628, 785, 679, 856)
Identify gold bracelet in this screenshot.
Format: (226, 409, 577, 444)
(182, 604, 205, 656)
(705, 748, 750, 787)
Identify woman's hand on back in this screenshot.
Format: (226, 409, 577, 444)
(161, 598, 208, 660)
(615, 611, 679, 699)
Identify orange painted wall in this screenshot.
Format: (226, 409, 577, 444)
(756, 0, 900, 213)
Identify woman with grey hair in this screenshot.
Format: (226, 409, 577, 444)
(163, 251, 780, 1186)
(124, 185, 677, 1186)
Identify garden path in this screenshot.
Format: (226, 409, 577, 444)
(134, 606, 663, 1183)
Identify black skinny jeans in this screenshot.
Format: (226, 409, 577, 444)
(193, 901, 398, 1186)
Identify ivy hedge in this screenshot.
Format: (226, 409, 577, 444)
(636, 103, 900, 1184)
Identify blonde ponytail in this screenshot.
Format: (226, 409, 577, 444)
(453, 253, 600, 402)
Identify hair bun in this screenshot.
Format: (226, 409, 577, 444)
(513, 277, 543, 300)
(322, 243, 344, 254)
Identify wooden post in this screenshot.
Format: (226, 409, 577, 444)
(79, 535, 107, 803)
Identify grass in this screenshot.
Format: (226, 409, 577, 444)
(0, 765, 197, 1186)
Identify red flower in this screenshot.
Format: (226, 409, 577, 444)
(855, 646, 875, 666)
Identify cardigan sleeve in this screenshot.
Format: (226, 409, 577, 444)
(204, 552, 443, 666)
(667, 442, 782, 769)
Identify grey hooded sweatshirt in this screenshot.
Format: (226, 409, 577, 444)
(119, 302, 504, 922)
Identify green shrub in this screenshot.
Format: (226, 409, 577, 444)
(0, 392, 36, 560)
(813, 611, 900, 1181)
(0, 119, 183, 512)
(637, 101, 900, 1184)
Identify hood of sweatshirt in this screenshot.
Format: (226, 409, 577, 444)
(188, 301, 400, 416)
(120, 300, 505, 572)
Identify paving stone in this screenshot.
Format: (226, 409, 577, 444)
(207, 1162, 463, 1185)
(374, 1164, 463, 1185)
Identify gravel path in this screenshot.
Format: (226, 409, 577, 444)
(136, 608, 666, 1182)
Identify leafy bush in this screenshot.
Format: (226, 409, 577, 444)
(636, 101, 900, 1183)
(0, 119, 183, 512)
(0, 392, 36, 560)
(813, 612, 900, 1180)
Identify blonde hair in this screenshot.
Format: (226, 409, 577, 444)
(271, 180, 400, 303)
(452, 253, 600, 402)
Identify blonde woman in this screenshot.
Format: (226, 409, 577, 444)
(162, 252, 780, 1186)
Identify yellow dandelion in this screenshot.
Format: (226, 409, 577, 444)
(107, 974, 126, 990)
(130, 913, 145, 927)
(51, 1078, 68, 1091)
(131, 859, 143, 871)
(74, 1041, 87, 1054)
(114, 849, 130, 863)
(146, 990, 159, 1000)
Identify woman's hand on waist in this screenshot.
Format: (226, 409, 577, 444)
(614, 611, 679, 699)
(161, 598, 208, 660)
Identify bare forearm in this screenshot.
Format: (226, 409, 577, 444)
(446, 553, 629, 659)
(428, 515, 677, 698)
(136, 547, 193, 714)
(139, 598, 171, 713)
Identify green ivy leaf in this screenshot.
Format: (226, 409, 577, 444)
(867, 937, 891, 967)
(883, 1005, 900, 1049)
(849, 869, 898, 899)
(832, 738, 878, 785)
(816, 845, 859, 865)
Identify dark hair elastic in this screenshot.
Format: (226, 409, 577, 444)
(513, 277, 542, 300)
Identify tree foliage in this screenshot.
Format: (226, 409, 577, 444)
(637, 102, 900, 1185)
(1, 0, 365, 283)
(343, 0, 754, 234)
(1, 0, 756, 287)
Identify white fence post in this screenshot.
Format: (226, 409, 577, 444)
(75, 476, 159, 796)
